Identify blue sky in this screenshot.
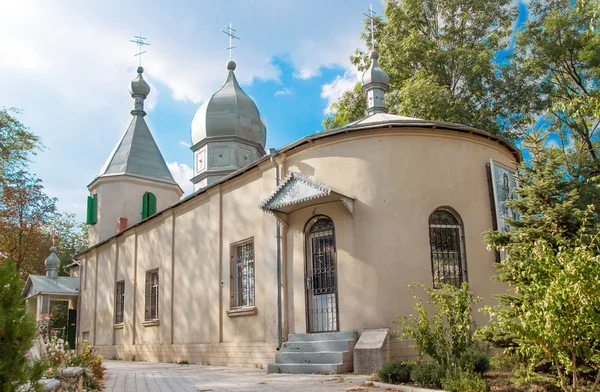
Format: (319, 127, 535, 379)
(0, 0, 528, 222)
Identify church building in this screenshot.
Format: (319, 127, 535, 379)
(75, 47, 520, 373)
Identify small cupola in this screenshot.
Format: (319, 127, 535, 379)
(129, 66, 151, 116)
(45, 246, 60, 279)
(362, 50, 390, 115)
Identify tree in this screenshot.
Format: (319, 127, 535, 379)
(324, 0, 536, 139)
(0, 261, 39, 391)
(483, 132, 600, 391)
(514, 0, 600, 172)
(48, 213, 88, 276)
(0, 172, 57, 274)
(0, 108, 41, 184)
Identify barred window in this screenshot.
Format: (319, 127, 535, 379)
(115, 280, 125, 324)
(428, 209, 467, 288)
(231, 239, 255, 308)
(145, 269, 159, 321)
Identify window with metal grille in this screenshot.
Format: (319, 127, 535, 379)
(230, 239, 255, 308)
(145, 269, 159, 321)
(428, 209, 467, 288)
(115, 280, 125, 324)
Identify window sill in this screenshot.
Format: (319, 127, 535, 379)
(226, 306, 257, 317)
(113, 323, 124, 329)
(142, 320, 159, 327)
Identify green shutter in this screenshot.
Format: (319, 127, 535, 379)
(92, 194, 98, 224)
(142, 192, 157, 219)
(148, 192, 156, 216)
(86, 194, 98, 225)
(142, 192, 149, 219)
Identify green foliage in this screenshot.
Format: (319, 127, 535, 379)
(410, 362, 445, 389)
(0, 261, 38, 391)
(458, 348, 491, 375)
(0, 108, 41, 184)
(442, 369, 490, 392)
(67, 340, 105, 390)
(324, 0, 532, 138)
(514, 0, 600, 171)
(377, 360, 414, 384)
(393, 282, 482, 371)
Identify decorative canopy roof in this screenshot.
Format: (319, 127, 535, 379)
(191, 61, 266, 149)
(22, 275, 79, 299)
(94, 67, 178, 187)
(259, 172, 354, 224)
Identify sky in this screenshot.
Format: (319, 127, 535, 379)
(0, 0, 528, 222)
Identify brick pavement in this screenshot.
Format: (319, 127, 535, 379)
(103, 360, 372, 392)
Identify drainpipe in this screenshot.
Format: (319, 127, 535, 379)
(268, 148, 283, 351)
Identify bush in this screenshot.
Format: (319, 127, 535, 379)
(0, 261, 39, 390)
(459, 348, 491, 375)
(442, 369, 490, 392)
(410, 362, 445, 389)
(377, 360, 414, 384)
(394, 282, 481, 372)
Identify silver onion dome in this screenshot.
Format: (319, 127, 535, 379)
(129, 66, 151, 98)
(361, 50, 390, 86)
(191, 60, 266, 149)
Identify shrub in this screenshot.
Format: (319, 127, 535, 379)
(377, 360, 414, 384)
(410, 362, 445, 389)
(394, 282, 481, 372)
(0, 261, 39, 390)
(67, 340, 105, 390)
(459, 348, 491, 375)
(442, 369, 490, 392)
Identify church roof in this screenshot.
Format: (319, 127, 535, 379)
(94, 67, 178, 187)
(191, 60, 266, 149)
(96, 116, 177, 185)
(76, 113, 520, 258)
(22, 275, 79, 299)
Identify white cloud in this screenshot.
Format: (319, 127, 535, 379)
(179, 140, 191, 148)
(320, 68, 361, 114)
(167, 162, 194, 196)
(274, 88, 292, 96)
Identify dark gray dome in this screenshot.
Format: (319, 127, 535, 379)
(191, 62, 267, 148)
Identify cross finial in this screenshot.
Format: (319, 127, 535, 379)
(222, 22, 240, 60)
(130, 33, 151, 67)
(362, 4, 377, 50)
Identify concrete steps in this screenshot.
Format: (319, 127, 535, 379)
(268, 331, 357, 374)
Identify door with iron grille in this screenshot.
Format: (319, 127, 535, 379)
(305, 216, 339, 333)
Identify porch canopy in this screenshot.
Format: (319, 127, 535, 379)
(259, 172, 354, 224)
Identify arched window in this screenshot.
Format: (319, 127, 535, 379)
(428, 209, 467, 288)
(142, 192, 156, 219)
(304, 215, 338, 332)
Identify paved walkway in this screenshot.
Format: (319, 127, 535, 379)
(103, 360, 372, 392)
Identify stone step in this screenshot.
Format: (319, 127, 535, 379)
(287, 331, 357, 342)
(267, 363, 342, 374)
(275, 351, 346, 364)
(281, 339, 353, 352)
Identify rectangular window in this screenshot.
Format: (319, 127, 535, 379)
(231, 239, 255, 308)
(145, 269, 159, 321)
(115, 280, 125, 324)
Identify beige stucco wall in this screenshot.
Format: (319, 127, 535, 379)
(88, 175, 182, 245)
(77, 126, 516, 365)
(283, 129, 514, 333)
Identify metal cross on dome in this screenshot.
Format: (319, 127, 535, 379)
(362, 4, 377, 50)
(130, 33, 151, 66)
(222, 22, 240, 60)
